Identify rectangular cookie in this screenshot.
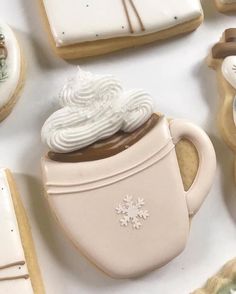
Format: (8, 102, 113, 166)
(0, 168, 44, 293)
(39, 0, 204, 59)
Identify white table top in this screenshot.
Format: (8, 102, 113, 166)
(1, 1, 236, 293)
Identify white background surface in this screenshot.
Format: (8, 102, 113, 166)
(1, 1, 236, 293)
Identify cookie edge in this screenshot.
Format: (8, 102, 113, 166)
(6, 169, 45, 294)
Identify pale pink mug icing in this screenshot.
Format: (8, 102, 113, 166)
(41, 116, 216, 278)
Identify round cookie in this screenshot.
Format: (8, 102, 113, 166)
(39, 0, 204, 59)
(193, 258, 236, 294)
(208, 28, 236, 180)
(215, 0, 236, 12)
(0, 22, 24, 122)
(41, 68, 216, 278)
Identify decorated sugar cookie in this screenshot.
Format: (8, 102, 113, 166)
(208, 29, 236, 179)
(40, 0, 203, 59)
(0, 168, 44, 293)
(0, 22, 24, 122)
(215, 0, 236, 12)
(193, 258, 236, 294)
(41, 68, 216, 278)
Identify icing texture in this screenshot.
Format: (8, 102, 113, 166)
(42, 69, 154, 153)
(42, 0, 203, 46)
(0, 22, 21, 108)
(0, 168, 33, 293)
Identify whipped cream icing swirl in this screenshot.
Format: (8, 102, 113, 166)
(41, 69, 154, 153)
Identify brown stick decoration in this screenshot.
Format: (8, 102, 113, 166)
(122, 0, 145, 34)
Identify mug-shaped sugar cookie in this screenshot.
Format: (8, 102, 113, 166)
(209, 29, 236, 180)
(41, 69, 216, 278)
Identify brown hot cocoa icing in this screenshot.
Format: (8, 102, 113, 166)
(48, 113, 159, 162)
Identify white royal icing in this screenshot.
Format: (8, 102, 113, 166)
(42, 0, 203, 46)
(0, 168, 33, 293)
(0, 22, 21, 109)
(41, 68, 154, 153)
(222, 56, 236, 89)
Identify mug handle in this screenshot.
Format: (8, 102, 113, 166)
(169, 119, 216, 216)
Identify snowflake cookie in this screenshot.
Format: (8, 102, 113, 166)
(116, 195, 149, 229)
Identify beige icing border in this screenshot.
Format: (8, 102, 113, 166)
(38, 0, 203, 59)
(6, 170, 45, 293)
(192, 258, 236, 293)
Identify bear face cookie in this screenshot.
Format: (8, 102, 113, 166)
(208, 29, 236, 180)
(41, 69, 216, 278)
(193, 258, 236, 294)
(0, 168, 44, 293)
(215, 0, 236, 12)
(0, 22, 24, 122)
(40, 0, 203, 59)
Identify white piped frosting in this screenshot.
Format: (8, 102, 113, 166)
(41, 69, 154, 153)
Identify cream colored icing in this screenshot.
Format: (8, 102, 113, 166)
(0, 168, 33, 293)
(41, 69, 154, 153)
(42, 0, 203, 46)
(41, 116, 216, 278)
(0, 22, 21, 109)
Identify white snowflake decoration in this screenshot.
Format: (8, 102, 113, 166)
(116, 195, 149, 229)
